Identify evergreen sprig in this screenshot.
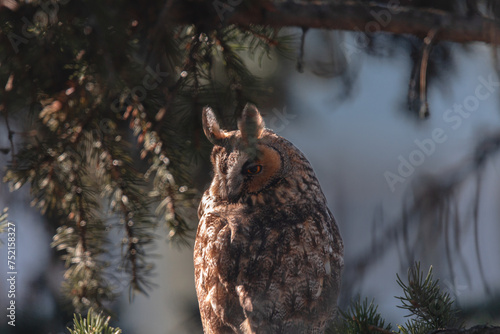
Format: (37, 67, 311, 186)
(1, 0, 289, 313)
(329, 262, 463, 333)
(68, 308, 122, 334)
(396, 262, 460, 332)
(50, 170, 115, 312)
(397, 319, 434, 334)
(329, 298, 392, 334)
(91, 118, 158, 298)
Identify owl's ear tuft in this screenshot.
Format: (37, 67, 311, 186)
(202, 106, 229, 146)
(238, 103, 265, 146)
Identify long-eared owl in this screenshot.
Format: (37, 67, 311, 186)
(194, 104, 344, 334)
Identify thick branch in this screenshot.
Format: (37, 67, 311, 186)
(171, 1, 500, 45)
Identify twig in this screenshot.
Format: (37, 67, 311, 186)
(418, 27, 439, 118)
(240, 26, 279, 46)
(297, 27, 308, 73)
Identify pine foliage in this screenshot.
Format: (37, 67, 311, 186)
(329, 262, 462, 334)
(396, 263, 460, 333)
(328, 298, 392, 334)
(0, 0, 290, 312)
(66, 262, 470, 333)
(68, 308, 122, 334)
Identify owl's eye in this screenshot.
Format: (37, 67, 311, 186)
(244, 164, 262, 175)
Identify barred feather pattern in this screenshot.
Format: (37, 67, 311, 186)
(195, 106, 343, 334)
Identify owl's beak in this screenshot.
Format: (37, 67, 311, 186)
(226, 186, 242, 203)
(226, 178, 243, 203)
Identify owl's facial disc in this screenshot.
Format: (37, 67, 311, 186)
(206, 104, 284, 203)
(224, 144, 281, 203)
(244, 145, 281, 194)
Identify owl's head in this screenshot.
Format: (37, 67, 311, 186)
(203, 104, 295, 204)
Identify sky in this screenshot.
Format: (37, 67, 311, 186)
(280, 32, 500, 324)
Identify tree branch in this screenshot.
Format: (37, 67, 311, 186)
(171, 1, 500, 45)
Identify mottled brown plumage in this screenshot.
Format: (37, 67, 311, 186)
(194, 104, 344, 334)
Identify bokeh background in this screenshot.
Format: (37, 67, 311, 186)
(1, 3, 500, 334)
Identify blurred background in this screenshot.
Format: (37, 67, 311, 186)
(1, 1, 500, 333)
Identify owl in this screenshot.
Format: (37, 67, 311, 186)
(194, 104, 344, 334)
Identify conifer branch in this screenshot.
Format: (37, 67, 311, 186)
(51, 170, 114, 312)
(121, 95, 192, 242)
(396, 263, 460, 331)
(95, 126, 157, 297)
(328, 297, 392, 334)
(168, 1, 500, 45)
(0, 0, 286, 315)
(68, 308, 122, 334)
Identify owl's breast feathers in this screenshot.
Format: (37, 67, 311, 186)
(194, 196, 344, 334)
